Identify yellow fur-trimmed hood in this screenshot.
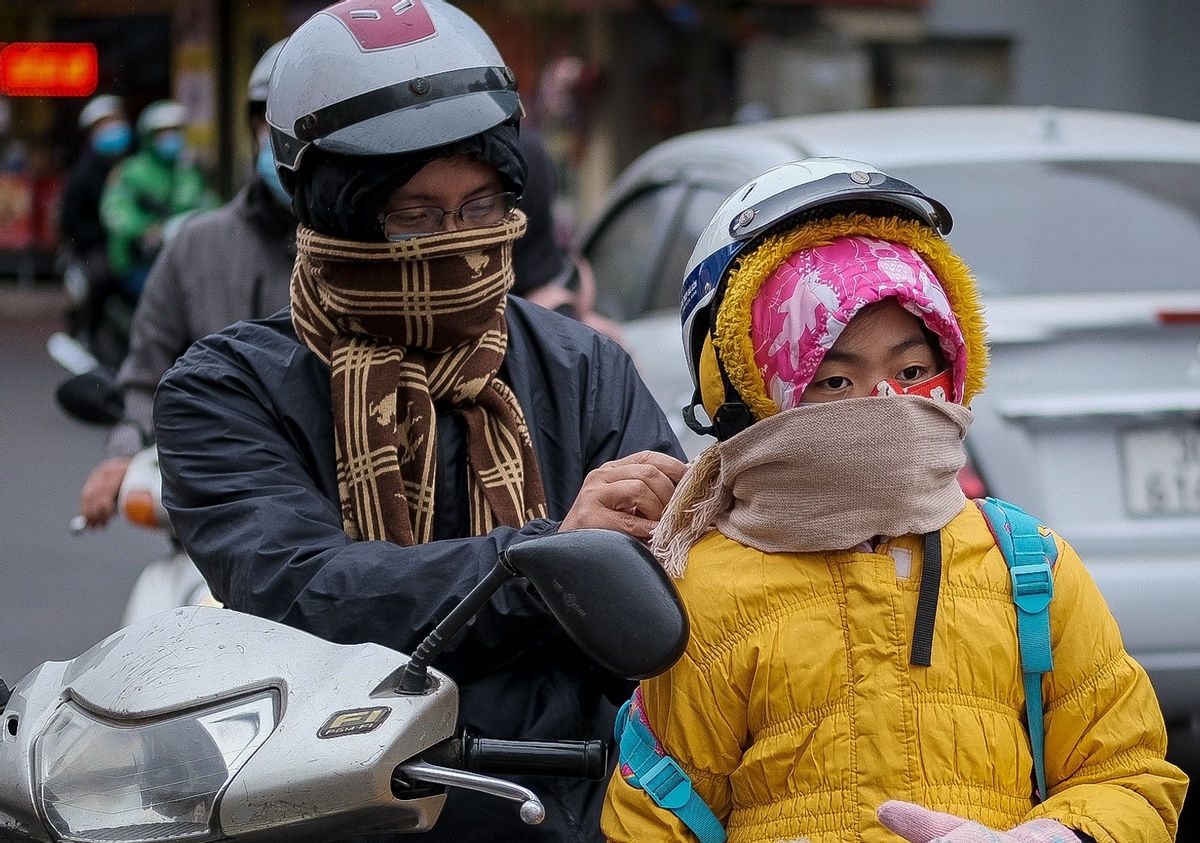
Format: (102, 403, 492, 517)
(700, 214, 988, 421)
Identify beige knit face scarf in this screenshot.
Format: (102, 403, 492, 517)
(291, 212, 547, 545)
(652, 396, 972, 577)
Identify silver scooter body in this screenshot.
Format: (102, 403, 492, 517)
(0, 529, 690, 842)
(0, 606, 454, 841)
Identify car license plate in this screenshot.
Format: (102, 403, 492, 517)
(1122, 425, 1200, 516)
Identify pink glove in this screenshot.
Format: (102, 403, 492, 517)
(877, 800, 1078, 843)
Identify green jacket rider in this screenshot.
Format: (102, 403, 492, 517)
(100, 98, 217, 302)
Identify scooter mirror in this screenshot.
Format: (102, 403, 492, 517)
(55, 369, 124, 425)
(501, 529, 689, 680)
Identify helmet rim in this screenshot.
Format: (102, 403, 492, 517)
(267, 87, 519, 192)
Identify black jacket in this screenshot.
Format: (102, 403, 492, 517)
(154, 298, 684, 841)
(59, 148, 117, 256)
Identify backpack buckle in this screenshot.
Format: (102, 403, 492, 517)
(1010, 561, 1053, 615)
(639, 753, 694, 810)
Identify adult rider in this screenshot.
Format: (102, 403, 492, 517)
(152, 2, 686, 840)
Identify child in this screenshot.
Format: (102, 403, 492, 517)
(600, 159, 1187, 843)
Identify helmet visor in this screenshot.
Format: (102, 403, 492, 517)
(726, 170, 953, 242)
(292, 65, 517, 148)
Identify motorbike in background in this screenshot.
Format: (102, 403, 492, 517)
(0, 529, 688, 842)
(106, 445, 215, 624)
(57, 209, 202, 374)
(56, 246, 133, 373)
(47, 331, 215, 624)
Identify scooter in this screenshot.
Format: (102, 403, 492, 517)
(55, 246, 133, 373)
(0, 529, 688, 842)
(47, 332, 216, 624)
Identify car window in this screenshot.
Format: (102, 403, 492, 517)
(648, 185, 730, 314)
(896, 161, 1200, 295)
(586, 182, 731, 321)
(585, 184, 683, 322)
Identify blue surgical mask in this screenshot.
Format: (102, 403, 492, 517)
(152, 130, 184, 161)
(256, 140, 292, 209)
(92, 122, 132, 157)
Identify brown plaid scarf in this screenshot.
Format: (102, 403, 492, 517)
(290, 212, 547, 545)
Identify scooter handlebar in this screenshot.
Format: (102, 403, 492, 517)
(421, 734, 608, 780)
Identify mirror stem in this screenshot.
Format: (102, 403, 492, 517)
(397, 562, 515, 694)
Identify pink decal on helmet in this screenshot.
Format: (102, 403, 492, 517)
(750, 235, 967, 409)
(326, 0, 436, 51)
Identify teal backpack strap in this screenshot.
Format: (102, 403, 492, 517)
(976, 497, 1059, 803)
(615, 696, 727, 843)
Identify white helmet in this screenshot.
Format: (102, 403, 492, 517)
(265, 0, 520, 193)
(248, 38, 287, 105)
(79, 94, 125, 131)
(680, 157, 953, 438)
(135, 99, 188, 139)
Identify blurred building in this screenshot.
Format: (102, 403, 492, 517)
(1, 0, 1198, 280)
(0, 0, 299, 280)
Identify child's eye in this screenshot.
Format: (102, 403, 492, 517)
(817, 375, 851, 390)
(897, 366, 927, 382)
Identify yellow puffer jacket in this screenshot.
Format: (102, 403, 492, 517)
(602, 502, 1187, 843)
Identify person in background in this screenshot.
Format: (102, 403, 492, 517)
(601, 158, 1187, 842)
(153, 3, 685, 840)
(99, 98, 217, 308)
(58, 94, 132, 359)
(79, 41, 295, 530)
(512, 129, 623, 343)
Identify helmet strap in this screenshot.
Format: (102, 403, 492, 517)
(682, 394, 713, 437)
(684, 345, 757, 441)
(712, 400, 756, 441)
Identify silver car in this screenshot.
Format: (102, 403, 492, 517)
(576, 106, 1200, 734)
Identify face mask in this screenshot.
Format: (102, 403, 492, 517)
(92, 122, 131, 157)
(256, 139, 292, 209)
(152, 131, 184, 161)
(870, 370, 954, 402)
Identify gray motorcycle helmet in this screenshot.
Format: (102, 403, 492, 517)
(265, 0, 521, 197)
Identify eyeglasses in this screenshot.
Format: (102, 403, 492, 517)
(379, 191, 518, 240)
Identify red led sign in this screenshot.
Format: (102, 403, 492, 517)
(0, 42, 98, 97)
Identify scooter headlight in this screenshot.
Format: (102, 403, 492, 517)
(34, 691, 277, 843)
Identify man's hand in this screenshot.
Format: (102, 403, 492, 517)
(560, 450, 687, 540)
(79, 456, 133, 528)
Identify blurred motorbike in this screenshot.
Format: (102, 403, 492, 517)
(0, 529, 688, 842)
(57, 208, 202, 373)
(47, 331, 215, 624)
(108, 445, 215, 624)
(56, 246, 134, 373)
